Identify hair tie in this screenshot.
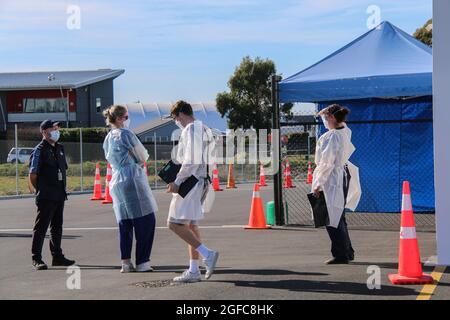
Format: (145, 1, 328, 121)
(332, 108, 342, 116)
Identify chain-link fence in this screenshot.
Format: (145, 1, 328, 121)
(0, 125, 262, 197)
(280, 112, 435, 232)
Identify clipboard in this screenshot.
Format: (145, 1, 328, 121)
(158, 160, 198, 198)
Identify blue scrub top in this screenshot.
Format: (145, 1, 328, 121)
(103, 128, 158, 222)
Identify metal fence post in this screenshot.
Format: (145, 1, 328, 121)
(15, 124, 19, 195)
(154, 132, 157, 189)
(80, 128, 83, 192)
(271, 75, 284, 226)
(307, 132, 311, 161)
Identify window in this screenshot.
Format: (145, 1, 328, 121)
(23, 99, 35, 113)
(23, 98, 68, 113)
(96, 98, 102, 113)
(20, 149, 33, 155)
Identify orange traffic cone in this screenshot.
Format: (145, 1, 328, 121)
(388, 181, 433, 285)
(91, 162, 104, 200)
(226, 164, 237, 189)
(306, 162, 313, 185)
(143, 161, 148, 177)
(102, 163, 113, 204)
(212, 165, 223, 192)
(245, 184, 270, 229)
(259, 164, 268, 187)
(283, 159, 296, 189)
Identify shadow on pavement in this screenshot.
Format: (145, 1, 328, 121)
(212, 269, 328, 277)
(350, 261, 399, 269)
(0, 233, 81, 239)
(66, 265, 211, 272)
(71, 265, 121, 270)
(217, 278, 419, 297)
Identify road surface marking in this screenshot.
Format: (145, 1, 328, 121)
(416, 266, 447, 300)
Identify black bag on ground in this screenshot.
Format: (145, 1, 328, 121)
(307, 191, 330, 228)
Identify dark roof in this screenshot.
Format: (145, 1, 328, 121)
(133, 118, 175, 136)
(283, 115, 316, 123)
(0, 69, 125, 90)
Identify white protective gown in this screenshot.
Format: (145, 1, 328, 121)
(168, 121, 215, 221)
(312, 123, 361, 228)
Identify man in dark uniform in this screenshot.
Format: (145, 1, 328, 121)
(28, 120, 75, 270)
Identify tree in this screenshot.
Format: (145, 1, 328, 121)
(414, 19, 432, 47)
(216, 56, 293, 130)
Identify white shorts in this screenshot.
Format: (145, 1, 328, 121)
(167, 217, 199, 226)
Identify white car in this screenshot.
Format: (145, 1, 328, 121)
(6, 148, 34, 164)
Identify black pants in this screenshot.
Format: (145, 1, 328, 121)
(31, 200, 65, 261)
(118, 213, 156, 265)
(326, 166, 354, 260)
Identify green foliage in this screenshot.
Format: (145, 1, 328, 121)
(414, 19, 432, 47)
(60, 128, 110, 143)
(216, 56, 293, 129)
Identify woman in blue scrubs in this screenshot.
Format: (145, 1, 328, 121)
(102, 105, 158, 273)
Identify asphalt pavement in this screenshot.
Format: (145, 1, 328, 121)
(0, 183, 448, 300)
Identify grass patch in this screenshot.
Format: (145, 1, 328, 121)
(0, 175, 163, 196)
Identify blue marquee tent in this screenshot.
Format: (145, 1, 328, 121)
(279, 21, 434, 213)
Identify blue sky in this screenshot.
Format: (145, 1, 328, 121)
(0, 0, 432, 104)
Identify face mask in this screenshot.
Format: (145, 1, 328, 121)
(123, 118, 131, 128)
(175, 120, 184, 129)
(50, 130, 60, 142)
(321, 115, 330, 129)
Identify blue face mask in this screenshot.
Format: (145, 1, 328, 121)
(50, 130, 60, 142)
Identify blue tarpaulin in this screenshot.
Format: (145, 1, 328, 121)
(318, 98, 434, 213)
(279, 22, 434, 213)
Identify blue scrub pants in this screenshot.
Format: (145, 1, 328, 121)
(118, 213, 156, 265)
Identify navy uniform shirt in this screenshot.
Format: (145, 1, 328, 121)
(29, 140, 68, 203)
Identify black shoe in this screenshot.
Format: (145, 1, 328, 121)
(325, 257, 349, 265)
(32, 259, 48, 270)
(348, 253, 355, 261)
(52, 256, 76, 267)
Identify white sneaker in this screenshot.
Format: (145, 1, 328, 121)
(136, 262, 154, 272)
(203, 250, 219, 280)
(172, 270, 201, 283)
(120, 262, 135, 273)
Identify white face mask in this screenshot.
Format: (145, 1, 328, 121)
(321, 115, 330, 129)
(123, 118, 131, 128)
(175, 120, 184, 129)
(50, 130, 60, 142)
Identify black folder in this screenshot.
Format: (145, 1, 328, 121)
(158, 160, 198, 198)
(307, 191, 330, 228)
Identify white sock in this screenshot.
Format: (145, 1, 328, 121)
(196, 244, 211, 258)
(189, 259, 199, 273)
